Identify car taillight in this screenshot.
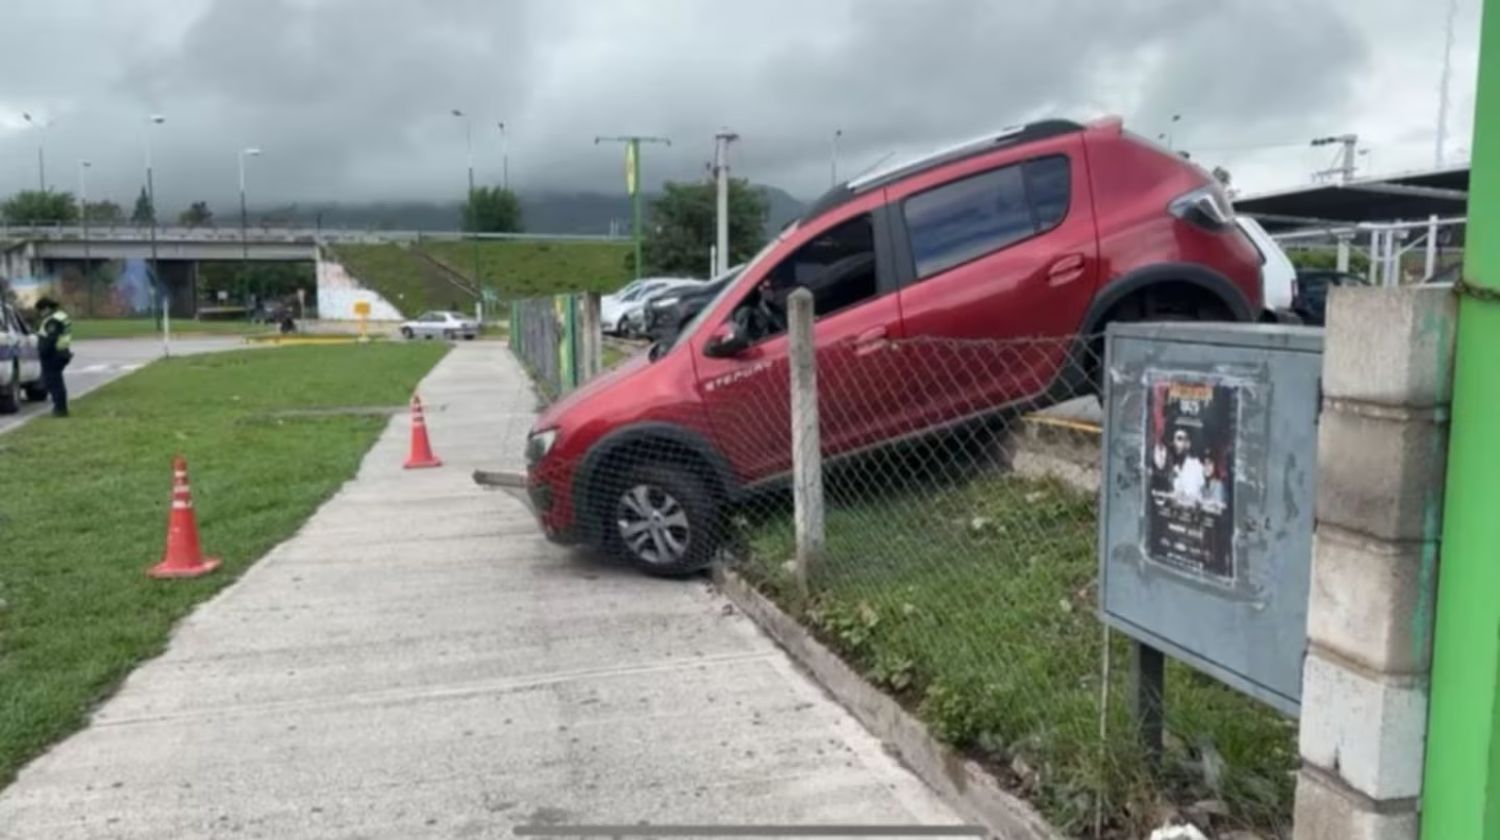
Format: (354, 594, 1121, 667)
(1169, 183, 1235, 231)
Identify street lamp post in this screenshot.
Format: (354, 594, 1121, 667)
(497, 121, 509, 192)
(595, 135, 671, 279)
(239, 146, 262, 311)
(22, 112, 49, 192)
(453, 109, 481, 304)
(831, 128, 842, 187)
(79, 160, 92, 314)
(144, 114, 168, 355)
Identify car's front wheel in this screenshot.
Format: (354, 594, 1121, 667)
(605, 463, 720, 576)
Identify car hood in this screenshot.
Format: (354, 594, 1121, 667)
(533, 347, 649, 430)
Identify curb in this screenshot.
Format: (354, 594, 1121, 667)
(711, 565, 1065, 840)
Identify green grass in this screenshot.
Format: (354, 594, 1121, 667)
(0, 342, 448, 788)
(328, 243, 476, 318)
(417, 239, 631, 298)
(739, 465, 1296, 838)
(70, 319, 274, 340)
(331, 240, 632, 319)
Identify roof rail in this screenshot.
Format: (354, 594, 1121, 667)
(846, 124, 1029, 190)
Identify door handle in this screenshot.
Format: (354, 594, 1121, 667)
(1047, 253, 1087, 286)
(854, 326, 889, 356)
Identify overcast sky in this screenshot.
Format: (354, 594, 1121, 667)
(0, 0, 1482, 212)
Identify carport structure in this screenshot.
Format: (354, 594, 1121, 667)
(1234, 164, 1470, 285)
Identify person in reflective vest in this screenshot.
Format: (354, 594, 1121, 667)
(35, 297, 72, 418)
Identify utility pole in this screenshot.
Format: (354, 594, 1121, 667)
(713, 129, 739, 277)
(595, 134, 670, 279)
(1311, 134, 1360, 183)
(144, 114, 168, 356)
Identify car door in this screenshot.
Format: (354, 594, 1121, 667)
(5, 305, 40, 383)
(888, 134, 1098, 425)
(690, 194, 906, 483)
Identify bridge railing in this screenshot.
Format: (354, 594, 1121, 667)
(1, 224, 627, 245)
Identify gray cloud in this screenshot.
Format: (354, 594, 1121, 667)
(0, 0, 1460, 216)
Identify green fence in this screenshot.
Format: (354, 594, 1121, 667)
(509, 294, 581, 399)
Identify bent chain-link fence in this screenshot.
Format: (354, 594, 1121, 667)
(536, 331, 1298, 839)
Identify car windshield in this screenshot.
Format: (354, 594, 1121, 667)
(664, 239, 785, 354)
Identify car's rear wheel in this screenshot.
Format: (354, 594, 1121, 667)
(400, 327, 414, 339)
(604, 463, 720, 576)
(0, 364, 20, 415)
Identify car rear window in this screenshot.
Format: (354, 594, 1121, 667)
(903, 155, 1072, 279)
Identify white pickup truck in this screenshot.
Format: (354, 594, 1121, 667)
(0, 301, 46, 413)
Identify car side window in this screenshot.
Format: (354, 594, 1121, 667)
(903, 155, 1072, 279)
(727, 214, 878, 345)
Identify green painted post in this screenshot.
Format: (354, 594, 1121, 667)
(509, 301, 519, 354)
(630, 138, 643, 280)
(1422, 0, 1500, 835)
(564, 294, 579, 391)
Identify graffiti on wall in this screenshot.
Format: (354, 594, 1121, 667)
(4, 260, 160, 316)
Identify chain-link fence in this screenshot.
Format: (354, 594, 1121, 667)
(510, 295, 578, 399)
(531, 320, 1298, 838)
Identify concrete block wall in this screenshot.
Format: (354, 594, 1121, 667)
(1293, 287, 1458, 839)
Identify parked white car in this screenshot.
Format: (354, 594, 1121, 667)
(399, 310, 479, 341)
(601, 277, 698, 336)
(1235, 216, 1298, 321)
(0, 301, 45, 413)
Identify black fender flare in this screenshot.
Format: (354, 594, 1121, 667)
(571, 421, 739, 545)
(1080, 262, 1256, 334)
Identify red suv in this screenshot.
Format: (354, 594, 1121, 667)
(524, 117, 1263, 574)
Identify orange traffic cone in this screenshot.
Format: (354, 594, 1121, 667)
(404, 393, 443, 469)
(148, 456, 222, 579)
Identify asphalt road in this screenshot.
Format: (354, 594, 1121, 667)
(0, 336, 247, 436)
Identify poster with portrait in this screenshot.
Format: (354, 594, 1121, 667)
(1145, 373, 1240, 582)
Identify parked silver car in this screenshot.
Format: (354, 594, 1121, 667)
(399, 310, 479, 341)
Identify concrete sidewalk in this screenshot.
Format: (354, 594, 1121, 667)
(0, 343, 960, 839)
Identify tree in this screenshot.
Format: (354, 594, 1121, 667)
(83, 200, 124, 224)
(1, 190, 78, 225)
(131, 187, 154, 224)
(463, 186, 522, 233)
(640, 178, 769, 276)
(179, 201, 213, 227)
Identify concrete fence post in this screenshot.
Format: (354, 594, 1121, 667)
(1292, 286, 1457, 840)
(787, 288, 824, 598)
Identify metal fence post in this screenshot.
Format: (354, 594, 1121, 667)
(577, 292, 602, 381)
(788, 288, 824, 599)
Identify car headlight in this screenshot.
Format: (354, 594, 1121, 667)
(525, 428, 558, 465)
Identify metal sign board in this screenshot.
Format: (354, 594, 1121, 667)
(1099, 322, 1322, 715)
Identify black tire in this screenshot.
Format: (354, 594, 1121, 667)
(616, 317, 631, 338)
(400, 327, 414, 340)
(603, 462, 721, 576)
(22, 382, 47, 402)
(0, 365, 19, 415)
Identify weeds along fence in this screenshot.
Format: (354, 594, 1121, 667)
(537, 295, 1299, 838)
(509, 293, 602, 399)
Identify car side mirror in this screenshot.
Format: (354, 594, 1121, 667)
(704, 322, 750, 358)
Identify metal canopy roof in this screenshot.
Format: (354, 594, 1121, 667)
(1233, 164, 1470, 231)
